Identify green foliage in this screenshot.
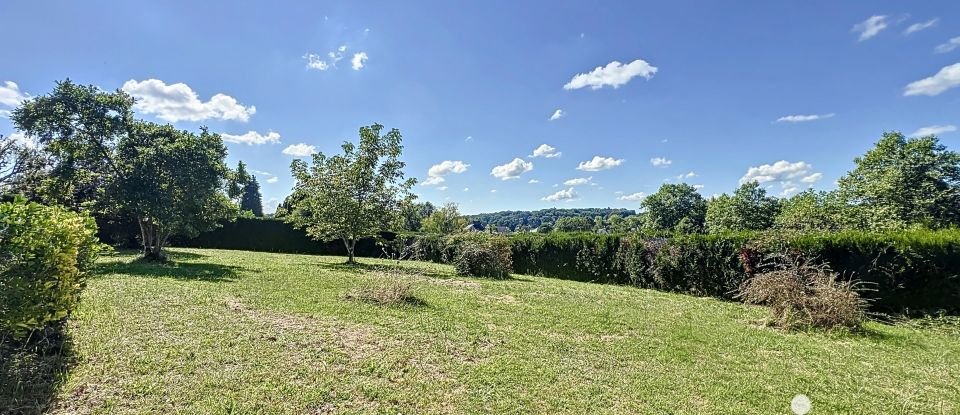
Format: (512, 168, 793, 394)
(0, 134, 45, 195)
(706, 182, 780, 232)
(553, 216, 594, 232)
(452, 235, 513, 279)
(641, 183, 707, 233)
(239, 176, 264, 217)
(0, 200, 101, 340)
(110, 122, 237, 259)
(285, 124, 415, 263)
(400, 201, 435, 232)
(775, 190, 851, 231)
(421, 202, 468, 234)
(838, 131, 960, 229)
(468, 207, 633, 230)
(174, 217, 387, 256)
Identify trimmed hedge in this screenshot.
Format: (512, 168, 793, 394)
(116, 217, 960, 313)
(1, 201, 102, 340)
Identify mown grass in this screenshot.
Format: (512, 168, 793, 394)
(4, 248, 960, 414)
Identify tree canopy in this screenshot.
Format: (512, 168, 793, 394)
(641, 183, 707, 233)
(285, 123, 415, 263)
(705, 182, 780, 233)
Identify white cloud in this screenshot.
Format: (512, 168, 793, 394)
(221, 130, 281, 145)
(530, 144, 562, 158)
(776, 113, 835, 123)
(542, 187, 579, 202)
(528, 179, 540, 184)
(740, 160, 822, 196)
(618, 192, 646, 202)
(650, 157, 672, 167)
(121, 79, 256, 122)
(465, 136, 473, 142)
(0, 109, 10, 118)
(563, 176, 592, 186)
(251, 169, 279, 184)
(463, 187, 469, 192)
(491, 158, 533, 180)
(904, 63, 960, 96)
(282, 143, 317, 157)
(676, 171, 696, 180)
(351, 52, 368, 70)
(578, 156, 625, 171)
(7, 132, 38, 149)
(563, 59, 658, 90)
(935, 37, 960, 54)
(304, 53, 330, 70)
(423, 160, 469, 186)
(905, 18, 939, 35)
(490, 189, 497, 193)
(910, 124, 957, 137)
(0, 81, 29, 107)
(693, 184, 705, 190)
(852, 15, 888, 41)
(549, 109, 565, 121)
(338, 45, 347, 53)
(437, 186, 448, 191)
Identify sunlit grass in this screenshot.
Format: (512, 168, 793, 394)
(9, 248, 959, 414)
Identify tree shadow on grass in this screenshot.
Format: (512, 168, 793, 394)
(95, 258, 241, 282)
(0, 328, 75, 415)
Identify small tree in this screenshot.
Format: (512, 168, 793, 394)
(422, 202, 468, 234)
(286, 123, 415, 264)
(705, 182, 780, 233)
(554, 216, 594, 232)
(227, 161, 252, 203)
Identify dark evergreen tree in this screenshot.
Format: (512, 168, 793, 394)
(240, 175, 264, 217)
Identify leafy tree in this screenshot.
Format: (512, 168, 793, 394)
(108, 122, 236, 259)
(775, 190, 852, 231)
(536, 223, 553, 233)
(401, 201, 436, 231)
(421, 202, 468, 234)
(641, 183, 707, 233)
(838, 131, 960, 229)
(554, 216, 594, 232)
(10, 79, 134, 209)
(0, 135, 45, 195)
(705, 182, 780, 233)
(285, 124, 415, 263)
(240, 175, 264, 217)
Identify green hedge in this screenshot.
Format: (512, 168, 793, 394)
(1, 201, 102, 340)
(171, 217, 390, 257)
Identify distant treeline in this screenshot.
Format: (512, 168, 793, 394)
(468, 208, 635, 230)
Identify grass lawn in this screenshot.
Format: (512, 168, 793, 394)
(5, 248, 960, 414)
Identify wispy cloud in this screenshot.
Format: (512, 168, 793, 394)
(549, 109, 565, 121)
(904, 63, 960, 96)
(650, 157, 672, 167)
(618, 192, 646, 202)
(905, 18, 939, 35)
(563, 176, 592, 186)
(851, 15, 888, 41)
(776, 113, 835, 123)
(910, 124, 957, 137)
(934, 37, 960, 54)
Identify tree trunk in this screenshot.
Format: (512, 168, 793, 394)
(343, 237, 356, 264)
(138, 217, 166, 261)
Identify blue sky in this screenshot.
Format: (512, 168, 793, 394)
(2, 1, 959, 214)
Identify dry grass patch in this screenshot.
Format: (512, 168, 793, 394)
(343, 268, 425, 307)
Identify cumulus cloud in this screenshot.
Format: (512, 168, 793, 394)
(542, 187, 578, 202)
(304, 53, 330, 70)
(578, 156, 624, 171)
(851, 15, 888, 41)
(528, 179, 540, 184)
(740, 160, 822, 196)
(563, 59, 658, 90)
(618, 192, 646, 202)
(910, 124, 957, 137)
(650, 157, 672, 167)
(282, 143, 317, 157)
(904, 63, 960, 96)
(423, 160, 469, 186)
(905, 18, 939, 35)
(776, 113, 835, 123)
(563, 176, 592, 186)
(121, 79, 256, 122)
(675, 171, 696, 180)
(491, 158, 533, 180)
(530, 144, 562, 158)
(935, 37, 960, 54)
(351, 52, 368, 70)
(0, 81, 29, 107)
(221, 130, 281, 145)
(549, 109, 565, 121)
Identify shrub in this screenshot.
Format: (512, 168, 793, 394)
(1, 200, 101, 341)
(737, 252, 867, 330)
(453, 235, 512, 279)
